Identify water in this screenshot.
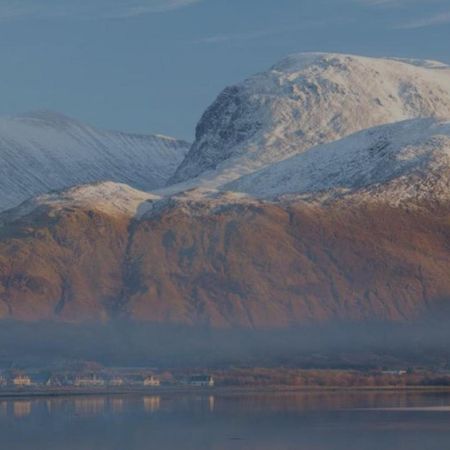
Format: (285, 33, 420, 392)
(2, 390, 450, 449)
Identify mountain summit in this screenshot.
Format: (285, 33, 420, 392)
(170, 53, 450, 186)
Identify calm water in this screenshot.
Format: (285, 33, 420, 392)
(3, 390, 450, 449)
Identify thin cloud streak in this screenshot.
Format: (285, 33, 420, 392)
(358, 0, 441, 5)
(396, 11, 450, 29)
(107, 0, 202, 18)
(194, 19, 351, 45)
(0, 0, 202, 21)
(194, 29, 277, 45)
(355, 0, 450, 30)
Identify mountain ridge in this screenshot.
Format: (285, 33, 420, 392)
(225, 117, 450, 203)
(0, 110, 189, 211)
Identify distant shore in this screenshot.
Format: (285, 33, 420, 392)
(3, 384, 450, 399)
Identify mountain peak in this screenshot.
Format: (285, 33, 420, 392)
(12, 110, 81, 127)
(16, 109, 73, 120)
(270, 52, 450, 73)
(170, 53, 450, 186)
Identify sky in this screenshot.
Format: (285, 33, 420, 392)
(0, 0, 449, 140)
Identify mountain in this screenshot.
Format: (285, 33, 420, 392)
(1, 181, 450, 325)
(1, 53, 450, 328)
(3, 112, 450, 325)
(0, 111, 189, 211)
(170, 53, 450, 187)
(227, 117, 450, 203)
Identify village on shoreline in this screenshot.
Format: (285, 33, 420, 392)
(1, 366, 450, 396)
(0, 369, 215, 393)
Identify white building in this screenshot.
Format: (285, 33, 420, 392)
(12, 375, 32, 387)
(188, 375, 215, 387)
(74, 374, 105, 387)
(144, 376, 160, 387)
(109, 377, 125, 387)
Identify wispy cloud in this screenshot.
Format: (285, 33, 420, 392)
(357, 0, 400, 5)
(194, 29, 277, 45)
(396, 11, 450, 29)
(194, 19, 349, 45)
(357, 0, 438, 5)
(355, 0, 450, 29)
(0, 0, 201, 21)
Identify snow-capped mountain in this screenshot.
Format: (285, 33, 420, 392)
(226, 118, 450, 203)
(170, 53, 450, 186)
(0, 111, 189, 211)
(3, 53, 450, 328)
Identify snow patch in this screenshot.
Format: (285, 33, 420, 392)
(7, 182, 161, 219)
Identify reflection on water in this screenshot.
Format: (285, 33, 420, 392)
(13, 401, 32, 418)
(74, 397, 105, 416)
(143, 396, 160, 413)
(1, 391, 450, 449)
(208, 395, 215, 412)
(110, 398, 124, 413)
(45, 398, 68, 415)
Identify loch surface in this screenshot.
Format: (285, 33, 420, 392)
(3, 390, 450, 449)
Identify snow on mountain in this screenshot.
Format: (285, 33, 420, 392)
(1, 181, 161, 222)
(226, 118, 450, 203)
(170, 53, 450, 186)
(0, 111, 189, 211)
(6, 53, 450, 215)
(5, 54, 450, 327)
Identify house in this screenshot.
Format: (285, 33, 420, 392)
(109, 377, 125, 387)
(188, 375, 215, 387)
(143, 375, 160, 387)
(12, 374, 32, 387)
(382, 370, 407, 376)
(74, 374, 105, 387)
(46, 374, 70, 387)
(46, 376, 62, 387)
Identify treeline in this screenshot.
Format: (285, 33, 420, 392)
(212, 368, 450, 388)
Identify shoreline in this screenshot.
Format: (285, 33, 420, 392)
(2, 385, 450, 399)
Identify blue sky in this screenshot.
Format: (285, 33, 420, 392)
(0, 0, 449, 140)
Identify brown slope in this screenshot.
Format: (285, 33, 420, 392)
(0, 205, 129, 321)
(1, 196, 450, 326)
(124, 199, 450, 327)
